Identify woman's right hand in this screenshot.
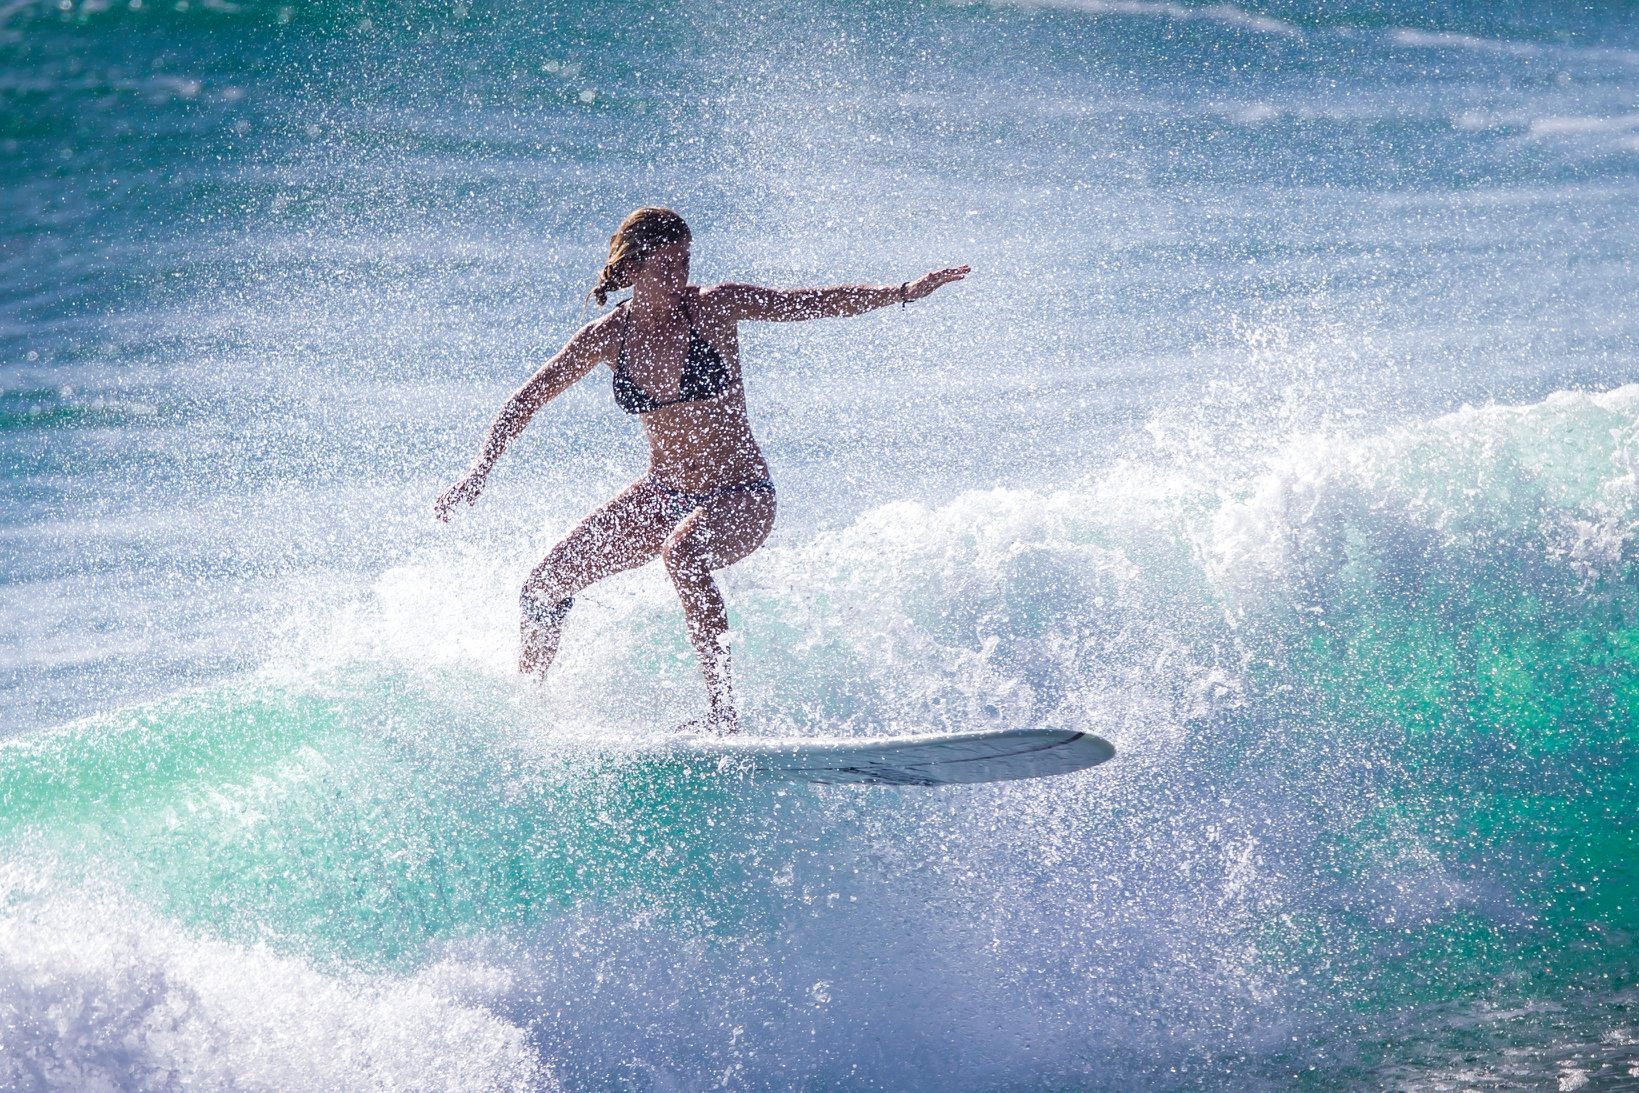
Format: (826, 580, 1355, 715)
(433, 468, 488, 522)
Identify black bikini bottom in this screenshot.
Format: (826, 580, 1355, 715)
(649, 475, 776, 523)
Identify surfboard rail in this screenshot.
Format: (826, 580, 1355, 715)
(667, 727, 1116, 787)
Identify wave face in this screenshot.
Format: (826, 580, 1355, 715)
(3, 385, 1635, 1088)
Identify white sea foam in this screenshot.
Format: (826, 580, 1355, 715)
(982, 0, 1300, 37)
(0, 862, 547, 1092)
(1449, 108, 1639, 146)
(7, 381, 1637, 1088)
(1387, 27, 1639, 67)
(1528, 112, 1639, 137)
(1389, 28, 1548, 58)
(985, 2, 1639, 67)
(263, 379, 1639, 752)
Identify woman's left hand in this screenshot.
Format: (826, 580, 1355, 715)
(433, 467, 489, 522)
(906, 265, 971, 302)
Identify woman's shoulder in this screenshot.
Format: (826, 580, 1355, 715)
(690, 282, 751, 318)
(691, 282, 741, 299)
(568, 300, 627, 355)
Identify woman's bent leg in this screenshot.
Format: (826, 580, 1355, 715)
(661, 485, 777, 730)
(520, 479, 675, 679)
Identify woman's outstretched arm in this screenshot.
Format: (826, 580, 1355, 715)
(433, 314, 614, 522)
(706, 265, 970, 322)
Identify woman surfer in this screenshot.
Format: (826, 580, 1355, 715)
(434, 207, 969, 731)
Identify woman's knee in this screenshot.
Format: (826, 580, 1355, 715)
(662, 539, 711, 585)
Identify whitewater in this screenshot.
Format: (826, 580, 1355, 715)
(2, 0, 1635, 1088)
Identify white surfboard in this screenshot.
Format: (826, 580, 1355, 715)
(668, 727, 1115, 787)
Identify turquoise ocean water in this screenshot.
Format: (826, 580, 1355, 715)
(2, 0, 1636, 1087)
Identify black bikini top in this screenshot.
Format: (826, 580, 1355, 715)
(612, 294, 733, 415)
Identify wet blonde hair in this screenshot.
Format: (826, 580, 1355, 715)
(588, 207, 692, 307)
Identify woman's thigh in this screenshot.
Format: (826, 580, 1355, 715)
(663, 486, 777, 576)
(530, 478, 677, 593)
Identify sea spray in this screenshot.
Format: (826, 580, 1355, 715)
(3, 385, 1632, 1086)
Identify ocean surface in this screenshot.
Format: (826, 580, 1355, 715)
(2, 0, 1636, 1087)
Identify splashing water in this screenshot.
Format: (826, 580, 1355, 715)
(3, 384, 1636, 1086)
(3, 0, 1636, 1086)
